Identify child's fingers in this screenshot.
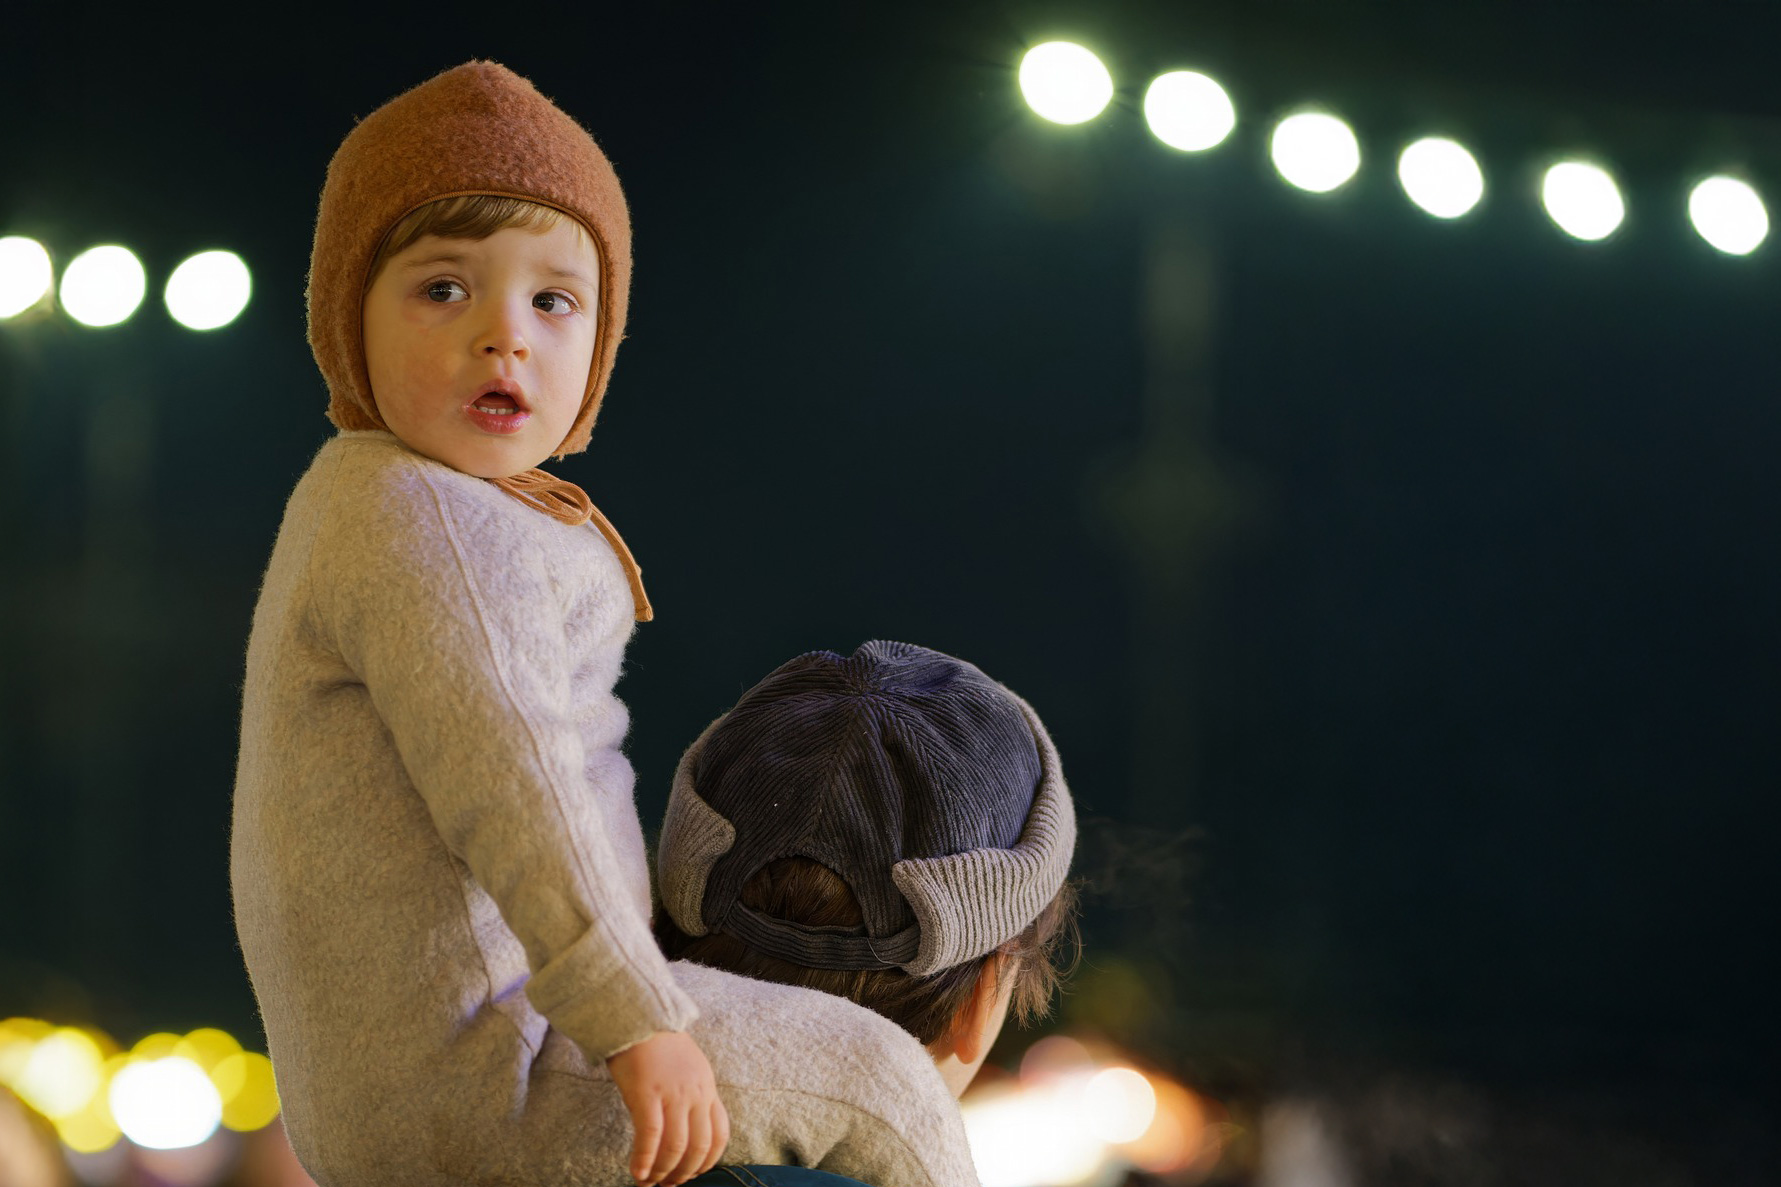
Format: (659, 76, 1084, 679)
(664, 1098, 712, 1186)
(697, 1098, 729, 1176)
(629, 1098, 664, 1185)
(649, 1102, 691, 1186)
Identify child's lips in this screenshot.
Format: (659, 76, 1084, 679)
(465, 398, 531, 435)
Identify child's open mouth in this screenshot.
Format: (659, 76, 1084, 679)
(467, 392, 531, 434)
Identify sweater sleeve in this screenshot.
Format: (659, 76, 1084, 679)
(310, 451, 698, 1061)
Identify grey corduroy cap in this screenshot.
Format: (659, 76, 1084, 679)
(657, 641, 1076, 977)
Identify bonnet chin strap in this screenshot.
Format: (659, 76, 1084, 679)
(490, 469, 655, 623)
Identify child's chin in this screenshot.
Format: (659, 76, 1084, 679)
(443, 441, 548, 480)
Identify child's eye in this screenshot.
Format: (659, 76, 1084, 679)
(533, 291, 577, 315)
(423, 280, 468, 303)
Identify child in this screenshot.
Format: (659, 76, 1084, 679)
(649, 640, 1081, 1176)
(230, 60, 723, 1187)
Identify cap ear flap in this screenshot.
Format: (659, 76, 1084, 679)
(657, 714, 736, 937)
(890, 693, 1076, 976)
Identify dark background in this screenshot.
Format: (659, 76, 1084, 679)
(4, 0, 1778, 1174)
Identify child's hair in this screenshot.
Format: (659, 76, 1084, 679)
(657, 859, 1080, 1046)
(363, 194, 575, 291)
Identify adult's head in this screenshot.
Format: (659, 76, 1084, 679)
(656, 641, 1079, 1094)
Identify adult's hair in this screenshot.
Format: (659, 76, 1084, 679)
(657, 857, 1079, 1047)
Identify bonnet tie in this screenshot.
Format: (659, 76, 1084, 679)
(490, 469, 655, 623)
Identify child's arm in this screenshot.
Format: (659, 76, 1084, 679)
(609, 1031, 730, 1185)
(314, 456, 718, 1176)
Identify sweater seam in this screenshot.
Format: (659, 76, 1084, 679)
(307, 442, 536, 1056)
(411, 460, 683, 1036)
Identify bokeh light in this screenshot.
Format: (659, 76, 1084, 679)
(1542, 161, 1625, 241)
(1, 1018, 277, 1159)
(1019, 1034, 1095, 1083)
(1018, 42, 1114, 125)
(1271, 111, 1361, 193)
(1397, 137, 1485, 218)
(1123, 1078, 1210, 1174)
(1143, 71, 1236, 152)
(174, 1028, 242, 1074)
(11, 1028, 105, 1120)
(963, 1079, 1107, 1187)
(131, 1032, 184, 1062)
(214, 1051, 280, 1132)
(164, 250, 252, 330)
(0, 236, 54, 318)
(56, 1056, 126, 1154)
(0, 1018, 54, 1085)
(59, 245, 147, 327)
(1688, 175, 1768, 255)
(1082, 1067, 1157, 1144)
(109, 1057, 223, 1150)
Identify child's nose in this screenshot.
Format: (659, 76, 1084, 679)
(473, 298, 530, 360)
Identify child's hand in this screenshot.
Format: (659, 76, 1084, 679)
(607, 1031, 730, 1187)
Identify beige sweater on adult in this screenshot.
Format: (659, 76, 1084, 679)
(231, 432, 979, 1187)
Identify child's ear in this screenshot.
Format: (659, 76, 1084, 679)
(945, 954, 1010, 1066)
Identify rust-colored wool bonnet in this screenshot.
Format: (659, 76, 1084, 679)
(308, 60, 653, 620)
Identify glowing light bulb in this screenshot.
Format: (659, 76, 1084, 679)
(1019, 42, 1114, 125)
(1689, 175, 1768, 255)
(60, 245, 147, 327)
(1542, 161, 1625, 241)
(0, 237, 54, 318)
(1271, 112, 1361, 193)
(1397, 137, 1485, 218)
(1143, 71, 1235, 152)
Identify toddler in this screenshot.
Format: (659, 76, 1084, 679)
(231, 61, 722, 1186)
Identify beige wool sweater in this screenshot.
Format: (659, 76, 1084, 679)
(231, 432, 979, 1187)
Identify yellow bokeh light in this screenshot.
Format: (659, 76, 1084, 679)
(1271, 111, 1362, 193)
(1018, 42, 1114, 126)
(1542, 160, 1625, 241)
(132, 1032, 183, 1061)
(1143, 71, 1236, 152)
(59, 244, 147, 328)
(174, 1028, 242, 1074)
(0, 236, 55, 319)
(0, 1018, 54, 1045)
(54, 1074, 123, 1154)
(165, 250, 252, 330)
(216, 1052, 280, 1131)
(13, 1028, 105, 1120)
(56, 1110, 124, 1155)
(1, 1019, 53, 1087)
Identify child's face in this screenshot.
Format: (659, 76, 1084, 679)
(362, 220, 600, 478)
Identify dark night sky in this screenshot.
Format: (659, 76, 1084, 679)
(3, 0, 1778, 1110)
